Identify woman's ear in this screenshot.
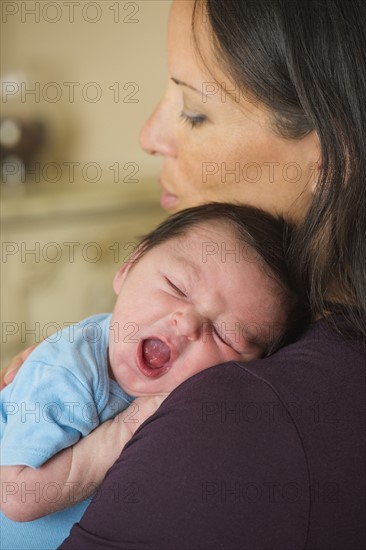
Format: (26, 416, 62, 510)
(112, 242, 147, 295)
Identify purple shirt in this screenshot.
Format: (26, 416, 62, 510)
(59, 317, 366, 550)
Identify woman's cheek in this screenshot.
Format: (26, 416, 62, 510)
(178, 145, 217, 187)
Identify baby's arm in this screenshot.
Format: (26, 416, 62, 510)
(0, 395, 164, 522)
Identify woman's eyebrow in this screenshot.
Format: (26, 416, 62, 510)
(170, 77, 203, 96)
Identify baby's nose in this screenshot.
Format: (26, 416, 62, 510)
(172, 309, 204, 342)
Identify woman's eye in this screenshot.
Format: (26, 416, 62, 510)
(179, 111, 206, 129)
(165, 277, 187, 298)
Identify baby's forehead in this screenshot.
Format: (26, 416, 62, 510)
(174, 220, 242, 250)
(154, 227, 272, 299)
(172, 221, 262, 265)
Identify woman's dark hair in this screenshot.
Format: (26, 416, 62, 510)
(192, 0, 366, 338)
(138, 202, 309, 356)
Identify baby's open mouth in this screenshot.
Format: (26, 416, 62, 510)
(143, 338, 171, 368)
(137, 338, 172, 378)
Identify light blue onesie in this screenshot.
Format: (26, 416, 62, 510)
(0, 313, 134, 550)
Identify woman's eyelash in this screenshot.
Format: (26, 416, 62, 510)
(165, 277, 187, 298)
(179, 111, 206, 129)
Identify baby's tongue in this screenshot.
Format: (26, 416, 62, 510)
(142, 338, 171, 369)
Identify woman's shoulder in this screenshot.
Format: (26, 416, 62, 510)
(160, 316, 365, 451)
(166, 315, 365, 409)
(148, 316, 364, 549)
(157, 320, 365, 453)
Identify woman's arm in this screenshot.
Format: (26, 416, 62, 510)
(0, 396, 165, 522)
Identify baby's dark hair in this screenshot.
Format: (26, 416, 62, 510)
(137, 203, 309, 356)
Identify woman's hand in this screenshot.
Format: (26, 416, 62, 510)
(0, 343, 40, 390)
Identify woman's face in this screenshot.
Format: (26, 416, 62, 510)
(139, 0, 320, 221)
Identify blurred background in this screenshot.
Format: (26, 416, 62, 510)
(1, 1, 170, 367)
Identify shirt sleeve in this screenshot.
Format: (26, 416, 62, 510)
(59, 362, 310, 550)
(0, 360, 99, 468)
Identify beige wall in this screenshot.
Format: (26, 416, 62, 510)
(1, 1, 171, 367)
(1, 0, 170, 180)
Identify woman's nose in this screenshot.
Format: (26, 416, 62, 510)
(172, 309, 204, 341)
(139, 92, 178, 157)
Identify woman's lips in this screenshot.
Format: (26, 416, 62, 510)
(137, 338, 174, 379)
(159, 181, 178, 210)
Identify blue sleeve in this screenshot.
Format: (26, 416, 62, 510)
(0, 361, 100, 468)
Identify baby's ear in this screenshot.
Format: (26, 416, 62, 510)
(112, 242, 147, 294)
(113, 263, 131, 294)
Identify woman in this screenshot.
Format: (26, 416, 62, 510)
(3, 1, 366, 548)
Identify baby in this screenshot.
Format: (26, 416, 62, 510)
(0, 203, 305, 550)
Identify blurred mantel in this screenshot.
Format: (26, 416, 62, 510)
(1, 180, 166, 368)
